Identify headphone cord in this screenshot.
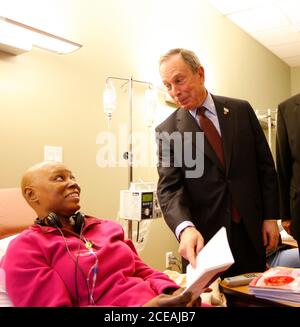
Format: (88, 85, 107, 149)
(74, 237, 81, 306)
(57, 227, 91, 306)
(81, 234, 98, 305)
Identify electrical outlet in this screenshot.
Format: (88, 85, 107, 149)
(165, 251, 173, 268)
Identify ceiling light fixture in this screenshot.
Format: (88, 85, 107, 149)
(0, 16, 82, 55)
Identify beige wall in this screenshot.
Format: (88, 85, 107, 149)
(291, 67, 300, 96)
(0, 0, 292, 270)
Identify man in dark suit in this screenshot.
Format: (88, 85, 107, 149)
(156, 48, 279, 276)
(276, 93, 300, 258)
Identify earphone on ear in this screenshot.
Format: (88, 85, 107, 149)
(35, 212, 85, 233)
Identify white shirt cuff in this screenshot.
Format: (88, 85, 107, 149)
(175, 221, 195, 240)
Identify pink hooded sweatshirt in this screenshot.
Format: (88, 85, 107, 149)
(1, 217, 179, 306)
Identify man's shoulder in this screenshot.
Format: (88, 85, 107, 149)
(155, 108, 181, 131)
(278, 93, 300, 108)
(212, 94, 250, 107)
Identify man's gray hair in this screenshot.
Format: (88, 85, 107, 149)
(159, 48, 202, 73)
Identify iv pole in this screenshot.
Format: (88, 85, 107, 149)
(104, 76, 153, 239)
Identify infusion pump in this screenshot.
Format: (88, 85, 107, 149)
(119, 183, 162, 221)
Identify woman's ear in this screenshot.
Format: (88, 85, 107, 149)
(23, 186, 38, 204)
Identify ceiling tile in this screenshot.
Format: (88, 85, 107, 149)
(270, 42, 300, 58)
(276, 0, 300, 24)
(252, 26, 300, 46)
(209, 0, 274, 15)
(281, 55, 300, 67)
(208, 0, 300, 67)
(228, 5, 290, 33)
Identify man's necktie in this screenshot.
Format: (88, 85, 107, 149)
(197, 106, 225, 166)
(197, 106, 240, 223)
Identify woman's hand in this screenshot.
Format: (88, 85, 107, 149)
(282, 219, 293, 235)
(143, 288, 202, 307)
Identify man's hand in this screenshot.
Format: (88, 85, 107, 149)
(178, 227, 204, 268)
(262, 220, 280, 252)
(143, 291, 195, 307)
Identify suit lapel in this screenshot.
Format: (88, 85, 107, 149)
(176, 108, 224, 172)
(212, 95, 234, 176)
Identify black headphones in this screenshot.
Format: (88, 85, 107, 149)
(35, 212, 85, 234)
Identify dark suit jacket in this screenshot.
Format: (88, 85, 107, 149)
(276, 93, 300, 242)
(156, 94, 278, 256)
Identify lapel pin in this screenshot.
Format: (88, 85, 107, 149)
(223, 108, 229, 115)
